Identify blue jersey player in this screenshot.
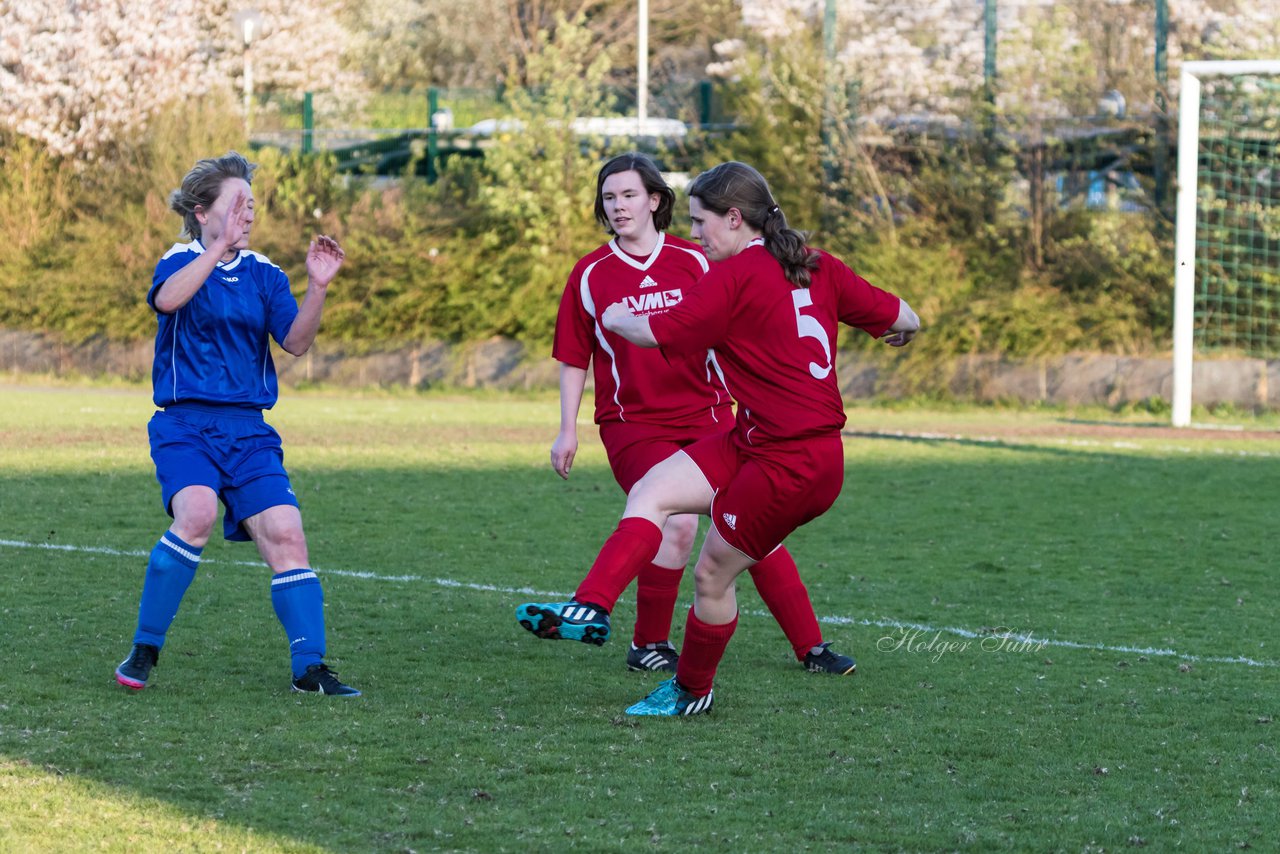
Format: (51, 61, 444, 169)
(115, 151, 360, 696)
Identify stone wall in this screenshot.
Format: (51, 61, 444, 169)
(2, 328, 1274, 409)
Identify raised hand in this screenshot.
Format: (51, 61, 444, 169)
(219, 190, 251, 250)
(306, 235, 346, 289)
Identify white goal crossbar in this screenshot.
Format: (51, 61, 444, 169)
(1172, 59, 1280, 426)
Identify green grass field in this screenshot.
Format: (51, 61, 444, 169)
(1, 380, 1277, 851)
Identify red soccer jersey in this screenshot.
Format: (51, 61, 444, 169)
(553, 233, 733, 428)
(648, 242, 901, 444)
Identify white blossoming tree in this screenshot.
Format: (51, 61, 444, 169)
(725, 0, 1280, 126)
(0, 0, 354, 158)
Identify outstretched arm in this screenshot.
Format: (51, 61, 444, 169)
(282, 235, 345, 356)
(601, 301, 657, 347)
(880, 298, 920, 347)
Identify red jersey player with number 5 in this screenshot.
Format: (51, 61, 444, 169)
(597, 160, 919, 716)
(518, 153, 860, 676)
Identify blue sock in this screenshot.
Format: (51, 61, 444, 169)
(134, 532, 201, 649)
(270, 568, 327, 678)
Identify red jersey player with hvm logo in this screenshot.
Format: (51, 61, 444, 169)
(517, 152, 862, 678)
(594, 160, 918, 716)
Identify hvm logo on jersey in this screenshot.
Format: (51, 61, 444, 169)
(625, 289, 683, 314)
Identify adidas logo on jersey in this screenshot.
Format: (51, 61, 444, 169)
(639, 275, 660, 288)
(625, 289, 683, 313)
(722, 512, 737, 530)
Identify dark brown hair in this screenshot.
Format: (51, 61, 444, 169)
(687, 160, 818, 287)
(594, 152, 675, 234)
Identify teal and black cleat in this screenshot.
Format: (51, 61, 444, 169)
(625, 677, 713, 716)
(516, 600, 611, 645)
(804, 642, 857, 675)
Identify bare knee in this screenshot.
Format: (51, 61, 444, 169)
(263, 527, 308, 573)
(660, 514, 699, 559)
(243, 506, 310, 572)
(693, 560, 732, 600)
(170, 488, 218, 546)
(268, 525, 307, 555)
(622, 476, 662, 519)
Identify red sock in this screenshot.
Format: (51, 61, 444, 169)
(632, 563, 684, 647)
(674, 607, 738, 696)
(574, 517, 663, 613)
(749, 547, 822, 661)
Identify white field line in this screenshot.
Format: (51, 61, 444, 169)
(845, 428, 1280, 458)
(3, 538, 1275, 669)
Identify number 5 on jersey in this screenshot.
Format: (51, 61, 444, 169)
(792, 289, 833, 379)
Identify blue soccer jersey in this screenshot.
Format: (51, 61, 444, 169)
(148, 241, 299, 409)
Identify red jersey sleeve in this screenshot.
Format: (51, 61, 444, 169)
(551, 258, 594, 368)
(828, 253, 902, 338)
(648, 264, 734, 354)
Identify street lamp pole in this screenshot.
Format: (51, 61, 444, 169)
(637, 0, 648, 135)
(235, 9, 262, 136)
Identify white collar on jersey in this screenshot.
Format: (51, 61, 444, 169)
(608, 232, 666, 271)
(195, 239, 245, 271)
(745, 237, 765, 248)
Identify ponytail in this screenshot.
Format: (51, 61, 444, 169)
(761, 204, 819, 288)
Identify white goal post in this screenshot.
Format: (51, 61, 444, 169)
(1172, 59, 1280, 427)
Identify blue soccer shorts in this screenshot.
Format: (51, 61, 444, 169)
(148, 403, 299, 542)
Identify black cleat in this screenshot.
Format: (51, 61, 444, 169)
(115, 643, 159, 690)
(804, 642, 857, 675)
(626, 642, 679, 672)
(291, 663, 362, 697)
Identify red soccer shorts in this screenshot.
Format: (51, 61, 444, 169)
(598, 419, 727, 494)
(682, 430, 845, 561)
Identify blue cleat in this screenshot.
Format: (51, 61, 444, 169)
(516, 600, 611, 646)
(625, 677, 713, 716)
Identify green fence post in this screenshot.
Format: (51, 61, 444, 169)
(302, 92, 313, 155)
(427, 87, 440, 182)
(699, 80, 713, 127)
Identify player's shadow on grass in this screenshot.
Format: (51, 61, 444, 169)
(842, 428, 1145, 462)
(1056, 417, 1279, 435)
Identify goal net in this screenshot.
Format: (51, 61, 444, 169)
(1171, 60, 1280, 426)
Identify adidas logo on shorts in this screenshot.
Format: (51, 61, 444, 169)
(722, 512, 737, 530)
